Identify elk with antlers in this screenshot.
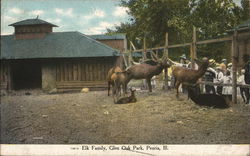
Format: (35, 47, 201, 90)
(172, 59, 209, 98)
(125, 52, 171, 92)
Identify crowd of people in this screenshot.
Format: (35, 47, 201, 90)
(168, 53, 250, 104)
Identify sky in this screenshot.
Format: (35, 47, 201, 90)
(1, 0, 130, 35)
(1, 0, 242, 35)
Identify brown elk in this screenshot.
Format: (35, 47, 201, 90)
(107, 66, 122, 96)
(112, 71, 129, 97)
(114, 88, 137, 104)
(107, 66, 128, 97)
(172, 60, 209, 97)
(125, 53, 171, 92)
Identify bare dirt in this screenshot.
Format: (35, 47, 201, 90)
(1, 85, 250, 144)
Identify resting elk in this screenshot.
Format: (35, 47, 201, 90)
(125, 53, 171, 92)
(187, 85, 229, 109)
(172, 59, 209, 97)
(114, 88, 137, 104)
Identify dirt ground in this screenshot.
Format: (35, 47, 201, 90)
(1, 83, 250, 144)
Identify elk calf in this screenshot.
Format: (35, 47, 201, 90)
(114, 88, 137, 104)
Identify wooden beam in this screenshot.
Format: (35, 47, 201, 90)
(196, 36, 232, 45)
(232, 31, 238, 104)
(143, 37, 147, 60)
(168, 43, 191, 48)
(164, 32, 169, 90)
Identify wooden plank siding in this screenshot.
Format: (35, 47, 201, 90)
(0, 62, 8, 89)
(0, 61, 12, 90)
(97, 40, 125, 52)
(55, 57, 116, 91)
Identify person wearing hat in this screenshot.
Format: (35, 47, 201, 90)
(237, 69, 248, 103)
(243, 54, 250, 104)
(219, 59, 227, 74)
(227, 63, 232, 76)
(204, 62, 216, 94)
(216, 66, 224, 95)
(179, 54, 187, 64)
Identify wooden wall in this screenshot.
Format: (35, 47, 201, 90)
(0, 61, 11, 90)
(97, 39, 126, 52)
(54, 57, 116, 92)
(238, 33, 250, 68)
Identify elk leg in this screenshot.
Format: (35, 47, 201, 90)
(122, 83, 126, 96)
(108, 81, 110, 96)
(146, 78, 152, 92)
(112, 83, 116, 97)
(175, 81, 181, 98)
(240, 88, 246, 103)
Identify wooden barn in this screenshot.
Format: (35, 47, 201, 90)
(0, 18, 122, 92)
(234, 20, 250, 67)
(89, 34, 127, 53)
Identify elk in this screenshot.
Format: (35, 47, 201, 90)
(172, 59, 209, 97)
(125, 53, 172, 92)
(111, 71, 128, 97)
(107, 66, 122, 96)
(114, 88, 137, 104)
(187, 85, 229, 109)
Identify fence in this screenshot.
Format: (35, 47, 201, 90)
(127, 26, 250, 104)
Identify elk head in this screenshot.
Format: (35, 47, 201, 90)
(150, 51, 172, 68)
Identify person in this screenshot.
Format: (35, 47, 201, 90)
(151, 76, 156, 89)
(227, 63, 232, 75)
(216, 66, 224, 95)
(243, 54, 250, 104)
(187, 59, 199, 70)
(204, 66, 216, 94)
(220, 59, 227, 74)
(179, 54, 187, 64)
(222, 70, 232, 100)
(237, 69, 248, 103)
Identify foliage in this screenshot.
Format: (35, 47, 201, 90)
(107, 0, 248, 61)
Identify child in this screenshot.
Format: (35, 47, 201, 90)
(238, 69, 248, 103)
(222, 70, 232, 100)
(216, 66, 224, 95)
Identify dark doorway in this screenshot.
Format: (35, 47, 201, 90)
(12, 60, 42, 90)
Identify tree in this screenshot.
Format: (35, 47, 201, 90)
(108, 0, 245, 61)
(241, 0, 250, 20)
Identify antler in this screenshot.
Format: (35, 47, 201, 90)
(150, 51, 158, 62)
(129, 53, 140, 65)
(151, 51, 159, 61)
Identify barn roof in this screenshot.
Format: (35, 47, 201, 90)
(89, 34, 126, 40)
(9, 18, 58, 27)
(1, 31, 120, 59)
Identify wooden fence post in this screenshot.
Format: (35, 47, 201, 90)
(232, 30, 238, 104)
(164, 32, 169, 90)
(143, 37, 147, 60)
(129, 42, 132, 66)
(191, 26, 197, 69)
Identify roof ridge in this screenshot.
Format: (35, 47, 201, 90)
(76, 31, 120, 53)
(9, 18, 58, 27)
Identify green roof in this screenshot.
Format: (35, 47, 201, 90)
(89, 34, 126, 40)
(1, 31, 120, 59)
(9, 18, 58, 27)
